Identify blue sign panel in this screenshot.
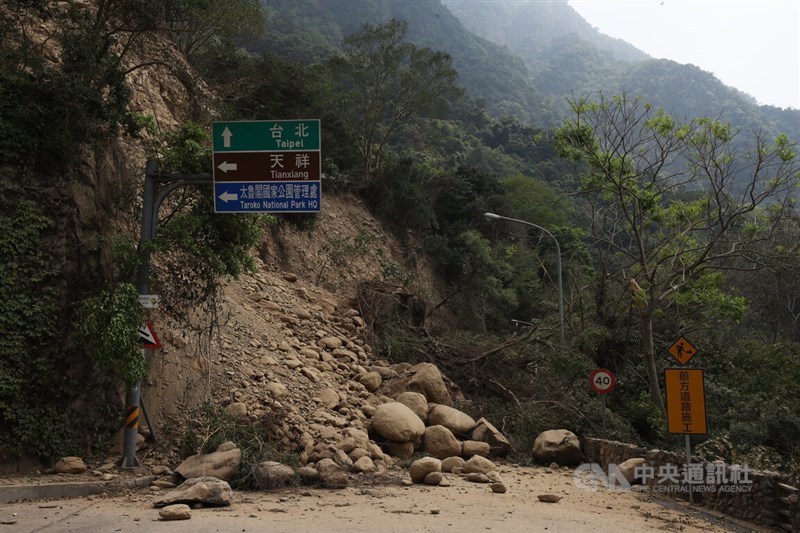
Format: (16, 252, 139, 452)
(214, 182, 321, 213)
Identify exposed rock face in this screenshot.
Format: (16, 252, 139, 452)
(532, 429, 584, 466)
(175, 442, 242, 481)
(371, 402, 426, 442)
(154, 477, 233, 508)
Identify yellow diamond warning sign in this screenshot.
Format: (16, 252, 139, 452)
(667, 336, 698, 365)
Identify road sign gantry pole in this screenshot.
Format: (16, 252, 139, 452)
(121, 160, 212, 468)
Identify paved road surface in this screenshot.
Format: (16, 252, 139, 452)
(0, 465, 764, 532)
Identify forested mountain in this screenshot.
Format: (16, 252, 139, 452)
(254, 0, 799, 140)
(442, 0, 800, 139)
(244, 0, 800, 476)
(252, 0, 558, 123)
(443, 0, 648, 66)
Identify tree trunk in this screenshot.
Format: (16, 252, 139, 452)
(640, 308, 667, 420)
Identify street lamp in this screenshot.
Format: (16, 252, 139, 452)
(484, 212, 565, 355)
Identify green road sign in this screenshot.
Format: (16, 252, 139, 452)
(213, 119, 320, 152)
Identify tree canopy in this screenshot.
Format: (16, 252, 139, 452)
(327, 19, 461, 184)
(556, 93, 800, 418)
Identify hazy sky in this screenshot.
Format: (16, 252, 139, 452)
(567, 0, 800, 110)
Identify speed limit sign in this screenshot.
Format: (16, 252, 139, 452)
(590, 368, 616, 394)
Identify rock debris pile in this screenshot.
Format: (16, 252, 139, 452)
(142, 258, 515, 513)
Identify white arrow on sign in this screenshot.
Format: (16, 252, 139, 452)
(221, 126, 232, 148)
(217, 161, 238, 173)
(218, 191, 237, 203)
(138, 322, 162, 349)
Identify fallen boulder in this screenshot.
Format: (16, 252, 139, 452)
(371, 402, 425, 442)
(154, 477, 232, 508)
(532, 429, 583, 466)
(471, 417, 512, 457)
(175, 442, 241, 481)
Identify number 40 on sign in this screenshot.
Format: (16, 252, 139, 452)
(590, 368, 616, 394)
(590, 368, 616, 439)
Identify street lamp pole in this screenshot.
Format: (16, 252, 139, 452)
(484, 212, 565, 355)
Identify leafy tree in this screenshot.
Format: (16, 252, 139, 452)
(0, 3, 135, 175)
(327, 19, 461, 184)
(556, 93, 800, 418)
(449, 230, 518, 332)
(163, 0, 265, 61)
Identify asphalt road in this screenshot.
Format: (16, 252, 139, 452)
(0, 465, 764, 532)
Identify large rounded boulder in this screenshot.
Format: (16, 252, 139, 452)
(409, 456, 442, 483)
(532, 429, 584, 466)
(422, 425, 462, 459)
(427, 404, 476, 436)
(396, 391, 429, 423)
(371, 402, 426, 442)
(405, 363, 453, 406)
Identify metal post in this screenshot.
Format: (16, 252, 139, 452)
(121, 382, 142, 467)
(121, 160, 212, 468)
(601, 396, 607, 439)
(484, 213, 565, 355)
(121, 165, 156, 468)
(139, 396, 157, 444)
(686, 434, 693, 504)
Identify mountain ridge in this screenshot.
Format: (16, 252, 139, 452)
(254, 0, 799, 140)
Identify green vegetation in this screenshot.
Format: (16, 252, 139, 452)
(0, 3, 268, 459)
(162, 0, 265, 63)
(0, 3, 133, 175)
(327, 19, 461, 184)
(555, 93, 800, 419)
(0, 197, 76, 459)
(2, 1, 799, 480)
(76, 283, 145, 386)
(178, 401, 299, 489)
